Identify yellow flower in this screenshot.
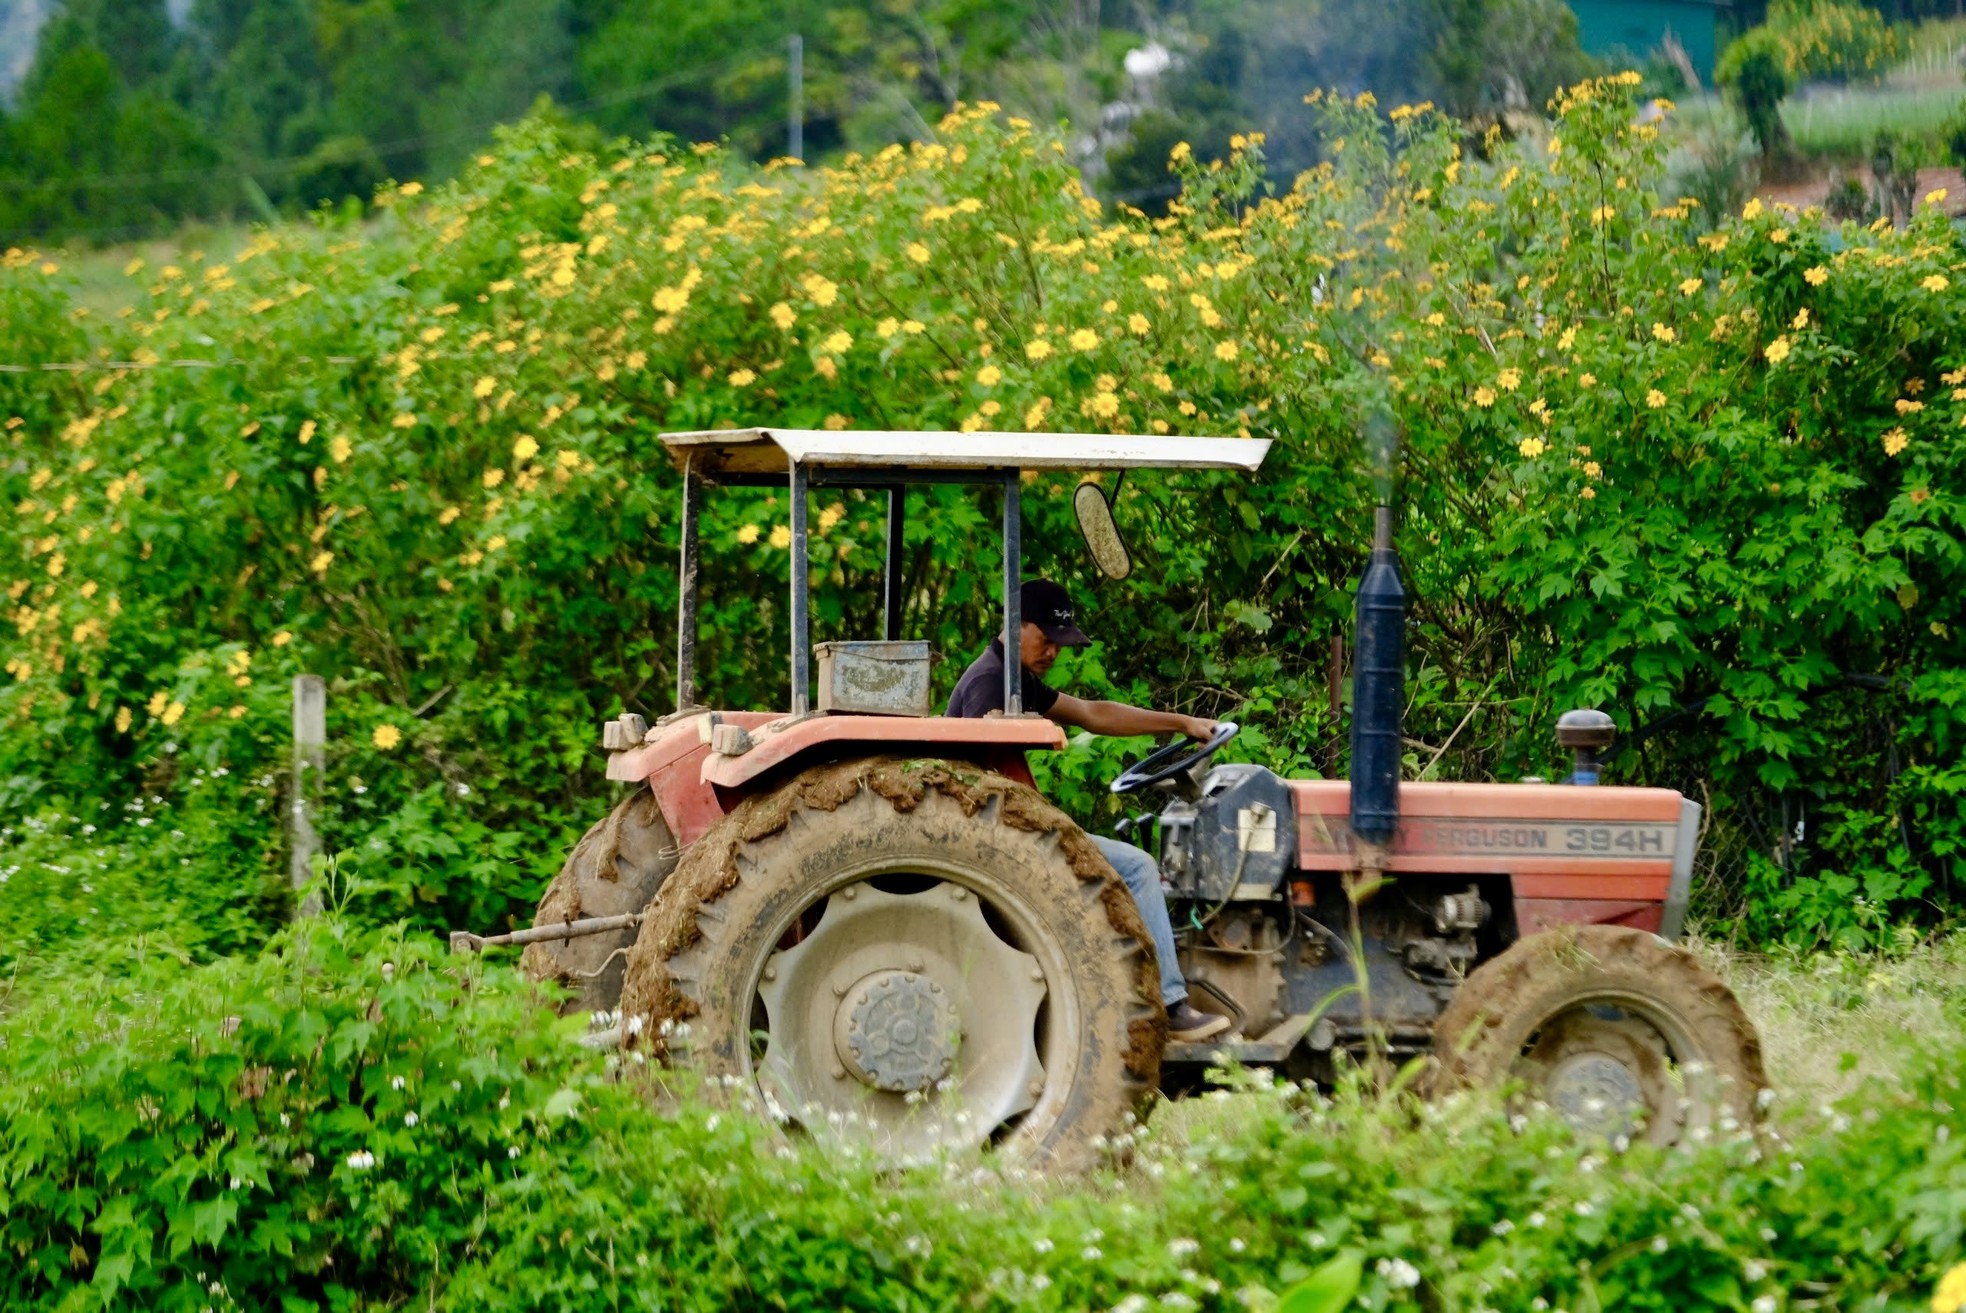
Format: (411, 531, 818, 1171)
(768, 524, 791, 549)
(373, 723, 403, 750)
(438, 506, 462, 526)
(905, 242, 931, 264)
(1473, 386, 1496, 407)
(229, 705, 246, 719)
(737, 523, 760, 544)
(147, 691, 168, 717)
(1578, 372, 1596, 387)
(821, 330, 853, 354)
(1070, 328, 1099, 351)
(399, 180, 423, 197)
(1579, 485, 1596, 500)
(901, 320, 925, 335)
(1926, 188, 1950, 206)
(114, 706, 132, 733)
(1765, 337, 1792, 364)
(1935, 1262, 1966, 1313)
(298, 419, 316, 445)
(1142, 274, 1170, 292)
(818, 503, 845, 531)
(1082, 392, 1121, 419)
(802, 274, 839, 306)
(1518, 436, 1547, 457)
(1793, 308, 1810, 330)
(876, 317, 899, 337)
(513, 434, 540, 462)
(1883, 428, 1909, 456)
(1025, 339, 1054, 361)
(770, 302, 797, 330)
(391, 413, 416, 429)
(483, 467, 506, 489)
(1149, 372, 1174, 393)
(474, 376, 497, 398)
(161, 700, 185, 727)
(329, 435, 353, 464)
(1742, 198, 1763, 220)
(1897, 399, 1925, 414)
(1923, 275, 1950, 293)
(310, 550, 334, 575)
(1214, 340, 1239, 362)
(272, 630, 293, 647)
(1583, 460, 1602, 477)
(729, 368, 757, 386)
(1804, 265, 1829, 286)
(1497, 368, 1521, 391)
(1679, 278, 1702, 296)
(1769, 228, 1789, 244)
(1651, 323, 1675, 343)
(977, 365, 1002, 387)
(1128, 313, 1151, 335)
(1646, 389, 1666, 408)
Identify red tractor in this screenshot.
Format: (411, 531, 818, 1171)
(457, 427, 1765, 1168)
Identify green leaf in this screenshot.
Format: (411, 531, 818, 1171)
(1278, 1251, 1363, 1313)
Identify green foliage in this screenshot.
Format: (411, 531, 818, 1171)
(1716, 28, 1797, 156)
(1764, 0, 1902, 83)
(0, 0, 1594, 243)
(0, 914, 610, 1309)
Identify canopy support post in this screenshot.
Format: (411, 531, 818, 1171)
(677, 461, 701, 713)
(790, 460, 811, 715)
(883, 487, 905, 641)
(1003, 471, 1022, 715)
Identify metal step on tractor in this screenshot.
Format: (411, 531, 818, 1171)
(452, 426, 1767, 1170)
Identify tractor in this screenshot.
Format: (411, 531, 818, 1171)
(453, 426, 1766, 1169)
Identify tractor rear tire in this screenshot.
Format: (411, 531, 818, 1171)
(522, 787, 678, 1012)
(1432, 924, 1766, 1147)
(618, 758, 1165, 1171)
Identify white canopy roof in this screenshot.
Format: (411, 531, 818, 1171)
(660, 427, 1271, 477)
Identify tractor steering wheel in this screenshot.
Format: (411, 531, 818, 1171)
(1109, 721, 1240, 794)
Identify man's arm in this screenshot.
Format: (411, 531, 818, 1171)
(1049, 691, 1216, 741)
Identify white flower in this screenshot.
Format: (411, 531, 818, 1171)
(1574, 1201, 1595, 1216)
(507, 1145, 521, 1159)
(1751, 1298, 1777, 1313)
(391, 1075, 406, 1090)
(1228, 1237, 1245, 1253)
(1376, 1257, 1421, 1290)
(404, 1112, 419, 1127)
(626, 1014, 646, 1036)
(346, 1149, 375, 1170)
(1033, 1238, 1054, 1254)
(1526, 1212, 1546, 1229)
(454, 782, 472, 797)
(1491, 1219, 1514, 1236)
(1083, 1245, 1104, 1261)
(1168, 1237, 1200, 1259)
(1651, 1236, 1668, 1253)
(1032, 1275, 1052, 1292)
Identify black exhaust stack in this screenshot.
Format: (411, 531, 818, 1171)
(1349, 505, 1405, 850)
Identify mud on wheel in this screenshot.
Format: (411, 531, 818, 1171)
(618, 758, 1165, 1169)
(1431, 924, 1767, 1147)
(522, 787, 678, 1012)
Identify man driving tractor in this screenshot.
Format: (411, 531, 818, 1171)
(946, 578, 1233, 1043)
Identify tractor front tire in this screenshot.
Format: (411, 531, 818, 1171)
(522, 786, 678, 1012)
(1432, 924, 1766, 1147)
(619, 758, 1165, 1170)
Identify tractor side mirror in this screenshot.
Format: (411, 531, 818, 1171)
(1073, 481, 1132, 581)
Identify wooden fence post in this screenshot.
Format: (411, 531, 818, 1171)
(291, 674, 326, 916)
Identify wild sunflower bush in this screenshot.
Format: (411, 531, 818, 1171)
(1, 74, 1962, 963)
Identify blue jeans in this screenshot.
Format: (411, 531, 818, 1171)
(1092, 834, 1186, 1007)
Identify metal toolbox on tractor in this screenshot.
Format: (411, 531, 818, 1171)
(812, 640, 933, 716)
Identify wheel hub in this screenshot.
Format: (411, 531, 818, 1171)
(1545, 1050, 1645, 1138)
(835, 970, 960, 1092)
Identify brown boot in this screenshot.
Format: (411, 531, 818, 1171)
(1167, 999, 1230, 1042)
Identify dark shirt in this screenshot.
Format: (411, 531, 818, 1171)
(945, 638, 1060, 718)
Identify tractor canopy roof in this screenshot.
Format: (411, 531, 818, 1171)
(659, 427, 1271, 479)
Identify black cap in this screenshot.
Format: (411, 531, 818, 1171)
(1021, 578, 1090, 647)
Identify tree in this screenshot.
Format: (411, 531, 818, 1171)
(1715, 27, 1794, 160)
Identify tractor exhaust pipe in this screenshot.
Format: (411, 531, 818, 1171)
(1349, 504, 1405, 860)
